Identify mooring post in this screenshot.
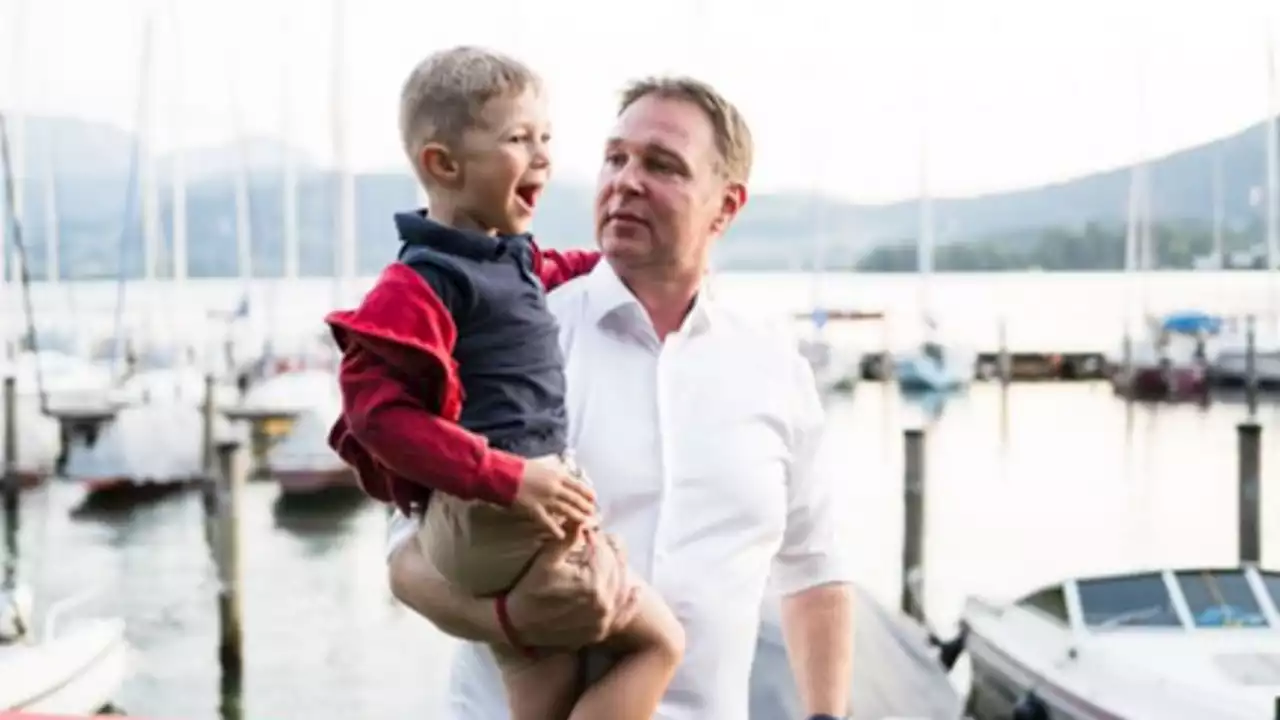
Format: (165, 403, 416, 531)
(1246, 315, 1258, 417)
(1237, 422, 1262, 565)
(1121, 325, 1133, 389)
(2, 376, 18, 587)
(200, 373, 218, 549)
(901, 428, 926, 623)
(997, 317, 1011, 385)
(207, 440, 246, 706)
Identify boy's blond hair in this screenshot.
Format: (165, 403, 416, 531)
(399, 46, 542, 186)
(618, 76, 753, 186)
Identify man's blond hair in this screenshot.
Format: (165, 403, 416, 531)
(617, 76, 753, 186)
(399, 46, 541, 183)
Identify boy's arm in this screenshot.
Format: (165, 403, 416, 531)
(327, 263, 525, 507)
(536, 248, 602, 290)
(338, 340, 524, 507)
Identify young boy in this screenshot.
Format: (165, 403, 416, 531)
(325, 47, 684, 720)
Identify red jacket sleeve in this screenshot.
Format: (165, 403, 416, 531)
(535, 248, 601, 290)
(324, 263, 525, 512)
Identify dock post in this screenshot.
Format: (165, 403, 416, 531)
(2, 376, 18, 586)
(200, 373, 218, 549)
(1246, 315, 1258, 417)
(206, 440, 246, 717)
(997, 317, 1011, 385)
(1121, 326, 1133, 385)
(901, 428, 926, 623)
(1237, 422, 1262, 565)
(201, 373, 216, 477)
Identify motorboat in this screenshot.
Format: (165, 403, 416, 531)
(961, 565, 1280, 719)
(1110, 311, 1217, 402)
(0, 585, 130, 715)
(267, 398, 357, 496)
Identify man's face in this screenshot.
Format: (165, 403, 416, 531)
(593, 94, 744, 276)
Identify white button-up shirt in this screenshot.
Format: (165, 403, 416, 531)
(387, 261, 852, 720)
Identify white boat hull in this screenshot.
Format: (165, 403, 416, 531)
(0, 618, 130, 715)
(961, 566, 1280, 720)
(1213, 348, 1280, 383)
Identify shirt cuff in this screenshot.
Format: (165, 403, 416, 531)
(772, 554, 855, 597)
(473, 449, 525, 507)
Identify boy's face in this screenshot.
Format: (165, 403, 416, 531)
(450, 87, 552, 235)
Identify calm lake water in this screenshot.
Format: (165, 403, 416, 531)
(5, 272, 1280, 719)
(10, 269, 1280, 356)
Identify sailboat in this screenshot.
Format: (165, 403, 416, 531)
(893, 123, 974, 393)
(1109, 147, 1213, 401)
(1214, 36, 1280, 385)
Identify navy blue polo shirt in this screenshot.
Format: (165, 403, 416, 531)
(393, 211, 568, 460)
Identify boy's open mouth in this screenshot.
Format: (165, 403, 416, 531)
(515, 184, 542, 209)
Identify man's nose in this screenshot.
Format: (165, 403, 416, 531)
(610, 156, 645, 195)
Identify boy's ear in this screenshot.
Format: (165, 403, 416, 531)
(419, 142, 462, 188)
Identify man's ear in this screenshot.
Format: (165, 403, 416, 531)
(419, 142, 462, 188)
(710, 182, 747, 235)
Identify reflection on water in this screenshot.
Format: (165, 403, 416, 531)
(4, 381, 1280, 718)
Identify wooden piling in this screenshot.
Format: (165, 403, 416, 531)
(996, 318, 1011, 386)
(901, 428, 926, 623)
(1237, 422, 1262, 565)
(216, 441, 245, 678)
(1121, 328, 1133, 388)
(2, 376, 18, 586)
(1246, 315, 1258, 417)
(201, 372, 216, 478)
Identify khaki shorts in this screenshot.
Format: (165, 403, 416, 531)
(418, 452, 594, 669)
(417, 451, 590, 598)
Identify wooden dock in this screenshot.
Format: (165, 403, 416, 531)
(859, 350, 1111, 381)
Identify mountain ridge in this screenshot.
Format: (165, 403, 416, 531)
(3, 114, 1276, 277)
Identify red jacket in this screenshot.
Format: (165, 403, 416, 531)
(325, 247, 601, 515)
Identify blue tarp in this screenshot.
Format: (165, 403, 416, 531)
(1161, 311, 1222, 335)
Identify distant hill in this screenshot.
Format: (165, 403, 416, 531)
(2, 113, 1276, 278)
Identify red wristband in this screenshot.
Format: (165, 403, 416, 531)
(495, 594, 537, 659)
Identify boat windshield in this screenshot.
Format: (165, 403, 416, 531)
(1175, 570, 1269, 628)
(1077, 573, 1182, 630)
(1257, 571, 1280, 615)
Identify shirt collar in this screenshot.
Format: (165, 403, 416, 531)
(582, 260, 716, 336)
(394, 210, 534, 261)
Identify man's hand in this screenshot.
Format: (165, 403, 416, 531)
(503, 530, 638, 649)
(512, 456, 597, 538)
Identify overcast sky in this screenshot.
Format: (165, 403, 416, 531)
(2, 0, 1278, 201)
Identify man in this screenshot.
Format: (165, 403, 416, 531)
(386, 75, 854, 720)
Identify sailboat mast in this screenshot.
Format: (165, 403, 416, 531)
(1264, 30, 1278, 331)
(282, 45, 299, 282)
(1266, 34, 1278, 281)
(6, 0, 27, 294)
(916, 121, 934, 318)
(139, 35, 162, 288)
(41, 141, 58, 284)
(1212, 151, 1225, 268)
(169, 1, 187, 284)
(228, 57, 254, 288)
(330, 0, 355, 305)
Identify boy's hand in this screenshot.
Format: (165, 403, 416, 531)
(512, 457, 596, 538)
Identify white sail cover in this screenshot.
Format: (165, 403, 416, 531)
(63, 402, 243, 483)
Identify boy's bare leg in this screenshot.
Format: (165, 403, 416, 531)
(503, 651, 580, 720)
(567, 579, 685, 720)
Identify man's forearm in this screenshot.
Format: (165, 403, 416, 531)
(781, 582, 853, 717)
(387, 538, 508, 645)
